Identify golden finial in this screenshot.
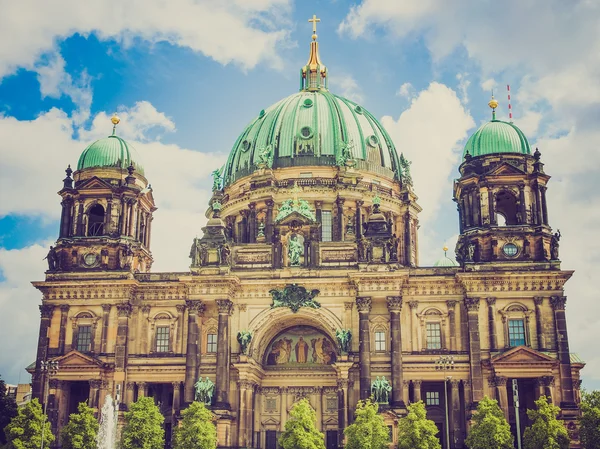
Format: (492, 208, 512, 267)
(308, 14, 320, 41)
(111, 112, 120, 135)
(443, 245, 449, 252)
(488, 94, 498, 120)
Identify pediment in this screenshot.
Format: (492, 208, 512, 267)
(485, 162, 527, 176)
(491, 346, 557, 365)
(54, 350, 107, 369)
(323, 417, 338, 425)
(261, 417, 280, 426)
(76, 176, 114, 191)
(276, 210, 316, 226)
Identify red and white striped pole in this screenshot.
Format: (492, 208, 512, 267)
(507, 84, 513, 122)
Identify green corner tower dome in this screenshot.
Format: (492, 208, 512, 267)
(433, 246, 458, 267)
(77, 114, 145, 176)
(462, 96, 531, 159)
(222, 29, 401, 186)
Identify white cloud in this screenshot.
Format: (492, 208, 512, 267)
(456, 73, 470, 105)
(0, 0, 292, 80)
(396, 82, 415, 99)
(481, 78, 496, 92)
(331, 74, 364, 104)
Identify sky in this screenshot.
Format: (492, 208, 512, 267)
(1, 0, 599, 390)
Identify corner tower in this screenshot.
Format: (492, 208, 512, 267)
(50, 115, 156, 273)
(454, 97, 558, 265)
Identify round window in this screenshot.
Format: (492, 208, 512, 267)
(241, 140, 250, 152)
(83, 253, 97, 267)
(503, 243, 518, 257)
(299, 126, 313, 139)
(303, 98, 313, 108)
(366, 135, 379, 147)
(355, 105, 363, 114)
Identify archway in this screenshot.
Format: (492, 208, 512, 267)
(87, 204, 105, 236)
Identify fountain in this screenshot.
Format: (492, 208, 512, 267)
(97, 394, 117, 449)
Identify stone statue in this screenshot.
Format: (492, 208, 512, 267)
(189, 238, 199, 266)
(211, 169, 223, 191)
(44, 246, 59, 271)
(219, 243, 231, 265)
(257, 144, 274, 168)
(237, 330, 253, 355)
(194, 377, 215, 405)
(357, 237, 367, 262)
(288, 235, 302, 266)
(387, 234, 399, 262)
(551, 229, 561, 260)
(257, 221, 265, 239)
(399, 153, 413, 186)
(371, 376, 392, 404)
(335, 329, 352, 353)
(346, 213, 355, 235)
(467, 242, 476, 262)
(336, 140, 356, 168)
(200, 243, 208, 265)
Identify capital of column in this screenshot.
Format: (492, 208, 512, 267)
(40, 304, 55, 318)
(408, 300, 419, 310)
(266, 199, 275, 208)
(486, 297, 497, 306)
(126, 382, 135, 390)
(101, 304, 112, 313)
(450, 379, 460, 388)
(356, 200, 364, 207)
(238, 380, 255, 390)
(412, 379, 422, 387)
(386, 296, 403, 312)
(137, 381, 147, 389)
(355, 296, 372, 313)
(336, 197, 346, 206)
(344, 302, 354, 310)
(337, 379, 350, 390)
(541, 376, 555, 387)
(446, 300, 457, 310)
(464, 297, 481, 312)
(533, 296, 544, 306)
(116, 302, 132, 318)
(141, 305, 151, 314)
(48, 378, 61, 389)
(216, 299, 234, 315)
(172, 381, 182, 391)
(89, 379, 102, 389)
(185, 300, 205, 315)
(550, 296, 567, 310)
(248, 202, 257, 210)
(60, 304, 70, 312)
(494, 376, 508, 387)
(175, 304, 185, 314)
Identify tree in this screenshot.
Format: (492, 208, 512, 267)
(523, 396, 569, 449)
(60, 402, 99, 449)
(396, 401, 441, 449)
(120, 397, 164, 449)
(172, 402, 217, 449)
(344, 398, 389, 449)
(0, 377, 17, 445)
(3, 398, 54, 449)
(279, 398, 325, 449)
(465, 396, 514, 449)
(579, 390, 600, 449)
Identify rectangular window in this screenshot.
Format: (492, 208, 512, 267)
(76, 325, 92, 353)
(508, 319, 526, 347)
(321, 211, 332, 242)
(426, 323, 442, 349)
(425, 391, 440, 406)
(155, 326, 170, 353)
(375, 331, 386, 351)
(207, 333, 217, 353)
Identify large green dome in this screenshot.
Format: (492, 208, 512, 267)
(463, 119, 531, 159)
(77, 134, 145, 176)
(222, 90, 402, 186)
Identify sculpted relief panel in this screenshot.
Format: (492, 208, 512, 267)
(265, 326, 337, 367)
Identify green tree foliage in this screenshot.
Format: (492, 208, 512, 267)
(465, 396, 514, 449)
(344, 398, 389, 449)
(3, 398, 54, 449)
(0, 377, 17, 445)
(523, 396, 569, 449)
(173, 402, 217, 449)
(279, 398, 325, 449)
(396, 401, 441, 449)
(120, 397, 164, 449)
(60, 402, 99, 449)
(579, 390, 600, 449)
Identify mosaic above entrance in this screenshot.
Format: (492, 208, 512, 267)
(265, 326, 337, 367)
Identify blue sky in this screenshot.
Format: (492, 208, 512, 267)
(1, 0, 600, 390)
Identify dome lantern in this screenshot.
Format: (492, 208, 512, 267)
(300, 14, 328, 91)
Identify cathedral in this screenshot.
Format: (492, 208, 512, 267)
(30, 17, 584, 449)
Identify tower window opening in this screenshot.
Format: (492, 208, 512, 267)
(87, 204, 105, 236)
(495, 191, 518, 225)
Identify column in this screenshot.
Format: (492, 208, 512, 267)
(447, 301, 457, 351)
(248, 202, 257, 243)
(356, 296, 372, 400)
(540, 186, 549, 225)
(464, 297, 484, 405)
(280, 387, 288, 431)
(387, 296, 404, 407)
(450, 379, 462, 448)
(486, 297, 497, 351)
(140, 305, 151, 354)
(337, 379, 349, 447)
(495, 377, 509, 421)
(355, 200, 364, 238)
(137, 382, 148, 397)
(518, 184, 527, 224)
(404, 211, 413, 265)
(76, 200, 85, 236)
(128, 199, 137, 237)
(59, 199, 73, 238)
(237, 381, 250, 447)
(413, 380, 423, 402)
(89, 379, 101, 408)
(473, 187, 482, 226)
(487, 189, 496, 225)
(463, 379, 472, 412)
(184, 300, 203, 403)
(408, 301, 419, 351)
(146, 215, 153, 249)
(32, 304, 54, 400)
(57, 305, 69, 354)
(120, 198, 128, 235)
(172, 382, 181, 416)
(335, 197, 345, 241)
(265, 199, 275, 242)
(176, 304, 185, 354)
(542, 376, 555, 404)
(314, 387, 322, 431)
(533, 297, 545, 350)
(215, 299, 233, 409)
(550, 296, 576, 408)
(402, 380, 410, 405)
(100, 304, 110, 353)
(105, 199, 113, 235)
(535, 183, 543, 225)
(115, 303, 131, 370)
(240, 210, 249, 243)
(125, 382, 135, 405)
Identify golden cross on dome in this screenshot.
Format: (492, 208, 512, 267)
(308, 14, 321, 40)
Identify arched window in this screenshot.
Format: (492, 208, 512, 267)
(71, 311, 99, 353)
(499, 304, 532, 348)
(495, 190, 518, 225)
(417, 308, 448, 351)
(149, 312, 177, 354)
(87, 204, 105, 236)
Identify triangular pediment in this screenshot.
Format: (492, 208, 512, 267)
(491, 346, 557, 365)
(54, 350, 107, 369)
(76, 176, 114, 191)
(323, 417, 338, 425)
(485, 162, 527, 176)
(261, 417, 280, 426)
(276, 210, 316, 225)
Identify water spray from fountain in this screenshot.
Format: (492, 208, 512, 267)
(97, 384, 120, 449)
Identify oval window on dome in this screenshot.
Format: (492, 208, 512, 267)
(502, 243, 519, 257)
(299, 126, 313, 139)
(366, 135, 379, 147)
(241, 140, 250, 152)
(355, 105, 363, 114)
(259, 109, 266, 118)
(303, 98, 313, 108)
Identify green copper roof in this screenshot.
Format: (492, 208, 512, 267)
(77, 135, 145, 176)
(223, 90, 402, 185)
(463, 119, 531, 159)
(433, 255, 459, 267)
